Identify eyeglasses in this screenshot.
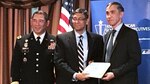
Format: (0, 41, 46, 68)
(72, 17, 86, 21)
(32, 19, 46, 24)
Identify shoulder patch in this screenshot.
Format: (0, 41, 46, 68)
(17, 35, 22, 39)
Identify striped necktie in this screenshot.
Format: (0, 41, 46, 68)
(77, 35, 84, 72)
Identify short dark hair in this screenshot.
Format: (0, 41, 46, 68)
(71, 8, 88, 19)
(32, 10, 49, 21)
(107, 2, 124, 12)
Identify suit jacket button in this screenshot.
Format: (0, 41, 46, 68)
(36, 58, 39, 61)
(36, 53, 39, 55)
(36, 64, 39, 67)
(36, 70, 39, 72)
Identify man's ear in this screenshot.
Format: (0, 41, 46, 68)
(46, 20, 50, 27)
(86, 18, 89, 25)
(120, 12, 124, 18)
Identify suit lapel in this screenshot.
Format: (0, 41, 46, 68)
(86, 32, 95, 63)
(104, 31, 111, 48)
(67, 31, 78, 60)
(41, 32, 49, 48)
(40, 32, 55, 49)
(67, 31, 95, 64)
(28, 32, 37, 49)
(112, 24, 126, 53)
(41, 32, 53, 48)
(103, 31, 112, 58)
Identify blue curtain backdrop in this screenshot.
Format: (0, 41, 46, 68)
(90, 0, 150, 84)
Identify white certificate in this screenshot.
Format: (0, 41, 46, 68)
(83, 62, 110, 78)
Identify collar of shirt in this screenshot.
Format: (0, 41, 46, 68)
(112, 23, 123, 42)
(33, 32, 46, 43)
(114, 23, 123, 35)
(74, 30, 87, 44)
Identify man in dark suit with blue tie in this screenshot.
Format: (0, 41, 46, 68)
(54, 8, 104, 84)
(102, 2, 141, 84)
(11, 10, 55, 84)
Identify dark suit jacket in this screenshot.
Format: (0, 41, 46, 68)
(102, 24, 141, 84)
(54, 31, 103, 84)
(11, 32, 55, 84)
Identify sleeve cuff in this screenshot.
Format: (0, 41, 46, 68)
(72, 73, 78, 81)
(11, 81, 19, 84)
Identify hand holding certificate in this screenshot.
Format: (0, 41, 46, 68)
(83, 62, 110, 78)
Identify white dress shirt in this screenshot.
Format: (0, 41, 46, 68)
(33, 32, 46, 44)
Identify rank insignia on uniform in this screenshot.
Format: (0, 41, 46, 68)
(50, 39, 54, 43)
(25, 39, 28, 42)
(22, 39, 29, 53)
(24, 43, 28, 47)
(17, 35, 22, 39)
(48, 39, 55, 50)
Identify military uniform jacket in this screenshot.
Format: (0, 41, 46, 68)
(11, 32, 55, 84)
